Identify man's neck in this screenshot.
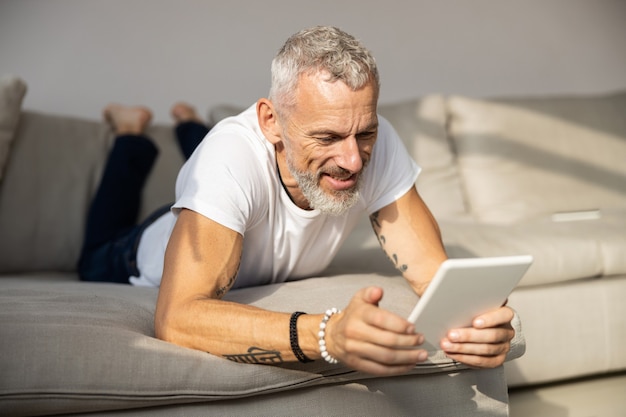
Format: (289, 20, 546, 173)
(274, 147, 311, 210)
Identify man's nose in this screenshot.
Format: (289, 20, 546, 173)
(335, 136, 363, 173)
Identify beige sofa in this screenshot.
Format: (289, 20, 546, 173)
(0, 72, 623, 416)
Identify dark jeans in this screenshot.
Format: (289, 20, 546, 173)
(78, 121, 209, 283)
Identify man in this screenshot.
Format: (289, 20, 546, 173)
(150, 26, 515, 376)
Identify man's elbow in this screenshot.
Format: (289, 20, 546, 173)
(154, 303, 179, 344)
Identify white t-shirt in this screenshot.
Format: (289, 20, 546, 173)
(130, 104, 420, 288)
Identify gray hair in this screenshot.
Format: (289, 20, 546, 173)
(269, 26, 380, 114)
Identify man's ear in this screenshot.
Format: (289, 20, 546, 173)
(257, 98, 282, 145)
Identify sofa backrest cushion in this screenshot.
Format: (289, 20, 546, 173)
(447, 92, 626, 224)
(0, 110, 183, 273)
(378, 95, 467, 220)
(0, 111, 110, 272)
(0, 75, 27, 183)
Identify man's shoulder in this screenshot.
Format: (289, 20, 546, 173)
(178, 104, 274, 195)
(200, 105, 269, 154)
(210, 104, 258, 134)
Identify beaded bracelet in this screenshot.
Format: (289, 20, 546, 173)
(290, 311, 314, 363)
(318, 308, 341, 364)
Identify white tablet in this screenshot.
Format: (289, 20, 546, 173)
(407, 255, 533, 352)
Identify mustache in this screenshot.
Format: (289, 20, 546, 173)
(319, 166, 355, 179)
(319, 157, 370, 179)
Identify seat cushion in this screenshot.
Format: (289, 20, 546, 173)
(447, 92, 626, 224)
(505, 274, 626, 387)
(440, 209, 626, 287)
(0, 274, 524, 416)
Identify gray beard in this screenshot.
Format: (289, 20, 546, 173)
(285, 151, 362, 216)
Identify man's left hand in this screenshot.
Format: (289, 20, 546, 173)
(439, 306, 515, 368)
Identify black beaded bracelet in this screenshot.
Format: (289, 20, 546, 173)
(289, 311, 314, 363)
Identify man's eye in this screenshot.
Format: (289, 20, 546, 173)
(316, 136, 338, 144)
(357, 132, 377, 141)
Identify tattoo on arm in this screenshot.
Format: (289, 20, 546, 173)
(370, 211, 408, 273)
(215, 254, 242, 298)
(215, 274, 236, 298)
(223, 347, 284, 364)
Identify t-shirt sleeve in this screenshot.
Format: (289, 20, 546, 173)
(361, 115, 421, 214)
(171, 128, 268, 235)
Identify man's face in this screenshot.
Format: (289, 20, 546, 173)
(277, 72, 378, 215)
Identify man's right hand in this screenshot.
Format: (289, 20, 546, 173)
(323, 286, 428, 375)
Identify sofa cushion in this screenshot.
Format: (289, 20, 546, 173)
(447, 92, 626, 224)
(379, 96, 468, 220)
(0, 111, 110, 273)
(440, 209, 626, 287)
(0, 112, 183, 274)
(0, 274, 524, 416)
(0, 75, 27, 183)
(505, 274, 626, 387)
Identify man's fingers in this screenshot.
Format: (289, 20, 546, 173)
(440, 322, 514, 369)
(343, 319, 424, 349)
(472, 306, 514, 329)
(352, 287, 416, 335)
(326, 287, 431, 376)
(340, 339, 429, 370)
(445, 325, 514, 345)
(360, 286, 384, 306)
(441, 336, 511, 357)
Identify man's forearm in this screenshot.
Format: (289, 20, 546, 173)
(155, 298, 322, 364)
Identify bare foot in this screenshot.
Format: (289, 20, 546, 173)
(171, 102, 203, 124)
(103, 103, 153, 135)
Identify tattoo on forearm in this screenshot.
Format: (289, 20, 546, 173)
(370, 211, 408, 273)
(388, 255, 408, 272)
(223, 347, 284, 364)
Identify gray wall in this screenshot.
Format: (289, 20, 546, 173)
(1, 0, 625, 123)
